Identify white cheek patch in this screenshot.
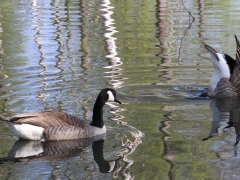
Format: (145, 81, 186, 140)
(107, 90, 115, 102)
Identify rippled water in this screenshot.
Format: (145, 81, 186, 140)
(1, 0, 240, 179)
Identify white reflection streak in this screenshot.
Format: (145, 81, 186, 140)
(117, 129, 144, 180)
(30, 0, 48, 102)
(108, 103, 145, 180)
(100, 0, 127, 89)
(100, 0, 120, 65)
(101, 1, 143, 178)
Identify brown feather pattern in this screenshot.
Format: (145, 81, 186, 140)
(9, 111, 88, 128)
(44, 125, 95, 140)
(8, 111, 100, 140)
(210, 78, 238, 97)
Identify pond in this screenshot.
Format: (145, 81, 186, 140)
(0, 0, 240, 179)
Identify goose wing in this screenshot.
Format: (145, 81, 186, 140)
(230, 35, 240, 93)
(212, 78, 238, 97)
(8, 111, 88, 129)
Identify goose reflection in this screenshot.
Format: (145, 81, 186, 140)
(0, 134, 120, 173)
(203, 97, 240, 146)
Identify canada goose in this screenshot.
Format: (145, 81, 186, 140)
(0, 88, 121, 141)
(203, 35, 240, 97)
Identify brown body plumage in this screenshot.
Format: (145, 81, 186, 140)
(8, 111, 101, 140)
(210, 78, 238, 97)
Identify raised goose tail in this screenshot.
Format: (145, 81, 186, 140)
(229, 35, 240, 94)
(235, 34, 240, 65)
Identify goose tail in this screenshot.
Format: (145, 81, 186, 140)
(235, 34, 240, 46)
(235, 34, 240, 65)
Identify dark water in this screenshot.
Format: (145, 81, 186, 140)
(0, 0, 240, 179)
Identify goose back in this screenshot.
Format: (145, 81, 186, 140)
(9, 111, 89, 128)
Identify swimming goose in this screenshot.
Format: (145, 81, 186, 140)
(0, 88, 121, 141)
(204, 35, 240, 97)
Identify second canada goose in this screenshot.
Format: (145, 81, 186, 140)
(0, 88, 121, 141)
(204, 35, 240, 97)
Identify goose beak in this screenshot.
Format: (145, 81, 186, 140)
(204, 44, 219, 61)
(115, 98, 121, 104)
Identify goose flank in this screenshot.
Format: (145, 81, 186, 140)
(0, 88, 121, 141)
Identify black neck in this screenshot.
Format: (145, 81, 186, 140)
(90, 96, 106, 128)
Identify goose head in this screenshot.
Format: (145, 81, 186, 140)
(91, 88, 121, 128)
(100, 88, 121, 104)
(204, 44, 235, 94)
(94, 88, 121, 108)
